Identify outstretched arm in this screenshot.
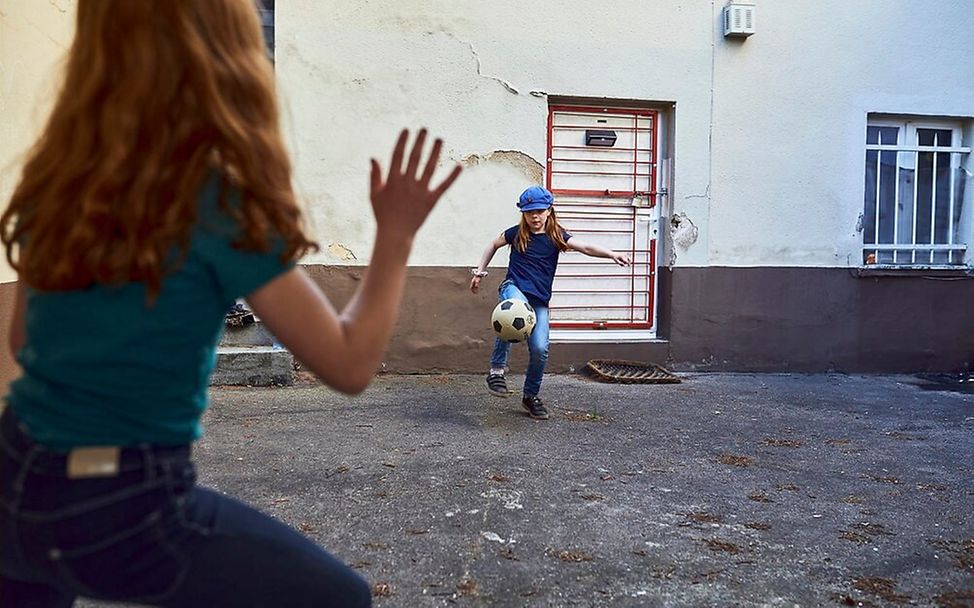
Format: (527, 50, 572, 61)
(247, 129, 461, 395)
(470, 233, 507, 294)
(566, 237, 632, 266)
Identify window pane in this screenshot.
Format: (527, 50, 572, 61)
(863, 150, 877, 245)
(917, 128, 952, 147)
(896, 157, 915, 247)
(932, 152, 952, 262)
(915, 152, 933, 245)
(867, 126, 899, 145)
(863, 149, 900, 262)
(954, 168, 968, 264)
(879, 152, 897, 240)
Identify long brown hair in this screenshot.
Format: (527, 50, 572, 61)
(514, 207, 569, 253)
(1, 0, 317, 299)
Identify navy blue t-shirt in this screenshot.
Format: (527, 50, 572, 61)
(503, 225, 572, 304)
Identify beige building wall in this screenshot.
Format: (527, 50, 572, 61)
(276, 0, 714, 269)
(0, 0, 75, 279)
(0, 0, 75, 389)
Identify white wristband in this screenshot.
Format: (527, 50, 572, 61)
(470, 269, 488, 278)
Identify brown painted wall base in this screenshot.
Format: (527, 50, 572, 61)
(667, 267, 974, 373)
(303, 266, 670, 375)
(0, 281, 19, 393)
(305, 265, 974, 374)
(0, 267, 969, 383)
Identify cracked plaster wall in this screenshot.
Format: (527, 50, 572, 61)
(5, 2, 961, 273)
(279, 0, 973, 269)
(0, 0, 74, 283)
(277, 0, 715, 268)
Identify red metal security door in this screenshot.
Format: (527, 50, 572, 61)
(547, 106, 658, 330)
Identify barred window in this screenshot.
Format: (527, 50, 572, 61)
(863, 117, 971, 267)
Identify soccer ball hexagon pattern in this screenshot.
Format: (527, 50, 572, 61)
(491, 298, 536, 343)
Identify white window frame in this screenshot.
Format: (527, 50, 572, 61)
(862, 116, 971, 269)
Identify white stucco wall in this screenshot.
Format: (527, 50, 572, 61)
(3, 1, 970, 276)
(710, 0, 974, 267)
(279, 0, 974, 269)
(0, 0, 75, 283)
(0, 0, 75, 282)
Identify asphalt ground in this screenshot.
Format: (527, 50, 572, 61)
(77, 373, 973, 607)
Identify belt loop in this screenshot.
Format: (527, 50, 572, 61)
(9, 445, 41, 512)
(140, 444, 157, 481)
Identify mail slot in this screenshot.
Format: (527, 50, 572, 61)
(585, 129, 617, 147)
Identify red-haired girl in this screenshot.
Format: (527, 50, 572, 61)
(0, 1, 460, 606)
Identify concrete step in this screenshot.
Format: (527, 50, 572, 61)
(220, 320, 277, 347)
(213, 314, 296, 387)
(211, 345, 294, 387)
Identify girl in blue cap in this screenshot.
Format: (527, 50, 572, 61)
(470, 186, 631, 419)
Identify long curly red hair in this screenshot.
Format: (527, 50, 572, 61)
(1, 0, 317, 299)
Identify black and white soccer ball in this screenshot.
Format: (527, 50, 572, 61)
(491, 298, 536, 343)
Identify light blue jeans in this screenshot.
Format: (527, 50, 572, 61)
(490, 280, 550, 397)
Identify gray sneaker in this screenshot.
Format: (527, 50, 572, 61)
(486, 374, 510, 397)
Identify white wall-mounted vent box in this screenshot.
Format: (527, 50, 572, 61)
(723, 3, 755, 37)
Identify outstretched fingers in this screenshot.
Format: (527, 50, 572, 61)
(370, 128, 462, 237)
(389, 129, 409, 176)
(420, 138, 443, 187)
(405, 129, 428, 178)
(370, 159, 383, 194)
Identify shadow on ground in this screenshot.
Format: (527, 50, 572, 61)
(80, 373, 974, 607)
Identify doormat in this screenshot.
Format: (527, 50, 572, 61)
(584, 359, 682, 384)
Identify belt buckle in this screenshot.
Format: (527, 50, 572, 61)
(67, 447, 121, 479)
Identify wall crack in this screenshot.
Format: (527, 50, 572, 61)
(461, 150, 544, 183)
(444, 33, 522, 95)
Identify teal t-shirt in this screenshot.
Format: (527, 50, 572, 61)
(5, 173, 293, 450)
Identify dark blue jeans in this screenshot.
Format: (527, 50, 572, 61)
(0, 408, 371, 608)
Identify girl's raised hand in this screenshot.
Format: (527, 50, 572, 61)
(370, 129, 462, 243)
(611, 251, 632, 266)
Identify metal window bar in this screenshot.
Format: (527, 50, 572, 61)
(866, 244, 965, 251)
(866, 145, 970, 153)
(549, 108, 658, 203)
(551, 157, 652, 166)
(872, 131, 882, 262)
(911, 143, 920, 264)
(552, 145, 655, 152)
(552, 170, 653, 178)
(553, 122, 654, 130)
(949, 144, 957, 265)
(930, 135, 939, 265)
(893, 146, 900, 264)
(629, 203, 637, 323)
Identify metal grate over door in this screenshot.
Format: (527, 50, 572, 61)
(547, 106, 658, 330)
